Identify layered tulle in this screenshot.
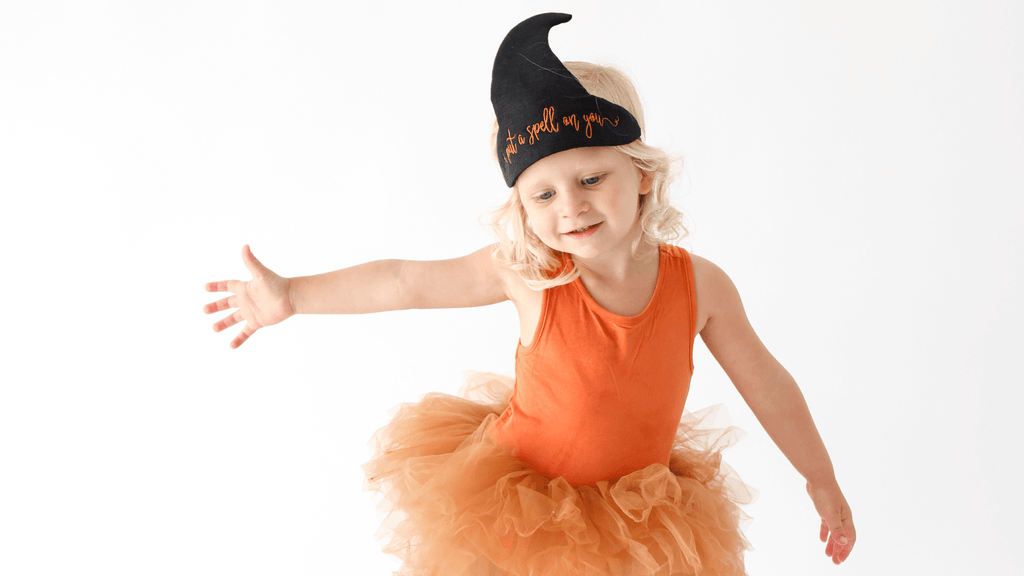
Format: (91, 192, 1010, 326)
(362, 373, 754, 576)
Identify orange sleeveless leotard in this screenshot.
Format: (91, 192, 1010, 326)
(365, 243, 750, 574)
(490, 244, 697, 486)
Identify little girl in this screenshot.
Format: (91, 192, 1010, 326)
(204, 13, 855, 575)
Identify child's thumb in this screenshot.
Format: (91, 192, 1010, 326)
(826, 513, 849, 545)
(242, 244, 268, 275)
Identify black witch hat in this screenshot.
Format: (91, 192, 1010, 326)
(491, 13, 642, 187)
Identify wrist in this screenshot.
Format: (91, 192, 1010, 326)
(286, 276, 301, 315)
(804, 470, 838, 489)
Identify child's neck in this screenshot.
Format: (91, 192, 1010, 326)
(571, 240, 659, 284)
(571, 241, 660, 317)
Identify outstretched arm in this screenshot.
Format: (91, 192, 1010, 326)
(694, 256, 856, 565)
(288, 243, 510, 314)
(204, 244, 510, 348)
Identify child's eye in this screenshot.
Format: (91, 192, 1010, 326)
(583, 176, 601, 185)
(537, 191, 554, 201)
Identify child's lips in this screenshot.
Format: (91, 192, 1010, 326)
(565, 222, 601, 236)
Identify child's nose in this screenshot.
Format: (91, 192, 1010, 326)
(561, 188, 589, 217)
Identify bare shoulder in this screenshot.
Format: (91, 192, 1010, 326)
(489, 247, 539, 308)
(688, 252, 743, 335)
(480, 246, 519, 301)
(468, 243, 522, 304)
(463, 244, 540, 310)
(478, 246, 544, 346)
(689, 252, 734, 295)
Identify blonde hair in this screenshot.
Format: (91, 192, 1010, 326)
(488, 62, 686, 290)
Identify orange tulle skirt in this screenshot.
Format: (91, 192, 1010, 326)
(362, 373, 754, 576)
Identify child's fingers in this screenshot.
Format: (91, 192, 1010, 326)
(830, 529, 852, 564)
(835, 521, 856, 562)
(819, 519, 828, 543)
(824, 518, 854, 564)
(231, 324, 256, 349)
(834, 539, 851, 563)
(205, 280, 239, 292)
(203, 295, 237, 315)
(213, 311, 244, 333)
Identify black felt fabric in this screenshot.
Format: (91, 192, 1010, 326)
(490, 13, 642, 187)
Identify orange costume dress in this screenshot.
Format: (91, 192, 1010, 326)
(363, 245, 752, 575)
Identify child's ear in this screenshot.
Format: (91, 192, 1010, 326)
(639, 170, 653, 195)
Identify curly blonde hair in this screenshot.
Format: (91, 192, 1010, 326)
(488, 62, 686, 290)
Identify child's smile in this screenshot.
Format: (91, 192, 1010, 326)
(516, 146, 651, 261)
(565, 222, 601, 238)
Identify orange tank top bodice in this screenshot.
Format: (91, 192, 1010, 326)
(490, 244, 698, 486)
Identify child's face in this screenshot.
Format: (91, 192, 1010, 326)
(516, 146, 651, 260)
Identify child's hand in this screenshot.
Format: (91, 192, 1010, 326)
(806, 479, 856, 565)
(203, 245, 294, 348)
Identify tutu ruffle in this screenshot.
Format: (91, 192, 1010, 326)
(362, 373, 754, 576)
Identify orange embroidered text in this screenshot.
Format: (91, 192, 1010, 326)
(581, 113, 619, 139)
(503, 106, 624, 164)
(527, 106, 559, 145)
(504, 129, 518, 163)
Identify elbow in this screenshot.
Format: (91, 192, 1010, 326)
(392, 259, 417, 310)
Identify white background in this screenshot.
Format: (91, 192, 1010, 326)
(2, 1, 1021, 574)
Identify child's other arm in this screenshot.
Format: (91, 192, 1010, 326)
(206, 244, 510, 348)
(289, 244, 509, 314)
(693, 255, 856, 565)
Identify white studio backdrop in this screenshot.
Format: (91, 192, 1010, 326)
(2, 1, 1021, 575)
